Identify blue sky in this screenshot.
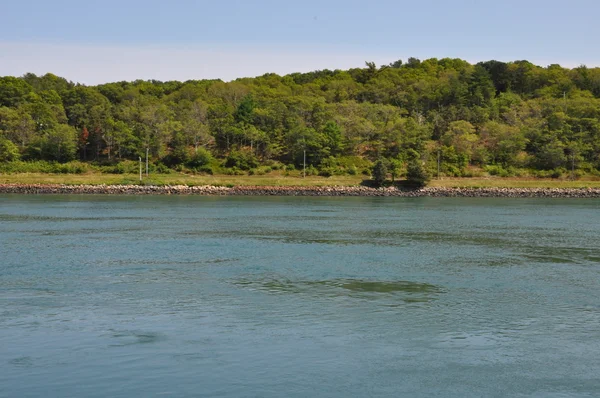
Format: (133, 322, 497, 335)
(1, 0, 599, 84)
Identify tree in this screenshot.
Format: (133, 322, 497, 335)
(532, 139, 567, 170)
(187, 147, 213, 169)
(406, 157, 430, 187)
(0, 58, 599, 177)
(234, 94, 256, 124)
(480, 121, 528, 166)
(79, 127, 89, 160)
(388, 158, 403, 182)
(372, 158, 388, 186)
(322, 121, 342, 155)
(0, 138, 20, 162)
(0, 107, 36, 148)
(0, 77, 33, 107)
(39, 124, 78, 162)
(441, 120, 479, 168)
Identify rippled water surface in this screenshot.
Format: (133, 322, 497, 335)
(1, 195, 600, 397)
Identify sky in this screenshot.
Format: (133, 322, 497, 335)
(1, 0, 599, 84)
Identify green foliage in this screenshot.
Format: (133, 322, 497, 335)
(97, 159, 139, 174)
(225, 149, 259, 170)
(0, 138, 20, 162)
(406, 155, 431, 187)
(484, 165, 516, 177)
(0, 77, 33, 107)
(1, 58, 600, 177)
(197, 165, 214, 175)
(0, 160, 90, 174)
(388, 158, 403, 181)
(372, 158, 388, 186)
(187, 147, 213, 169)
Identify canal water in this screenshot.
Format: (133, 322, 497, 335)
(1, 195, 599, 397)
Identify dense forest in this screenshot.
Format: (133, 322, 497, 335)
(1, 58, 600, 180)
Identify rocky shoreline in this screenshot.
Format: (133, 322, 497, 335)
(1, 183, 600, 198)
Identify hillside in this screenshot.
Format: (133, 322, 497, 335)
(1, 58, 600, 180)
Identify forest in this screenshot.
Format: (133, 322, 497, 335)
(1, 58, 600, 182)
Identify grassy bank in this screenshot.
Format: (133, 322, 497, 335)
(2, 172, 600, 189)
(0, 172, 364, 187)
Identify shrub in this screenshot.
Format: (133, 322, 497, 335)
(99, 160, 140, 174)
(318, 167, 334, 177)
(197, 165, 214, 175)
(484, 165, 514, 177)
(150, 163, 172, 174)
(223, 167, 245, 176)
(0, 160, 91, 174)
(52, 161, 90, 174)
(306, 165, 318, 176)
(225, 150, 258, 170)
(187, 147, 213, 169)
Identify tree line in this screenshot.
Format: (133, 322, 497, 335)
(1, 58, 600, 180)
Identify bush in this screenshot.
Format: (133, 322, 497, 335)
(461, 168, 485, 178)
(99, 160, 140, 174)
(52, 161, 90, 174)
(152, 163, 172, 174)
(223, 167, 246, 175)
(0, 160, 91, 174)
(266, 161, 283, 170)
(187, 148, 213, 169)
(225, 150, 259, 170)
(306, 165, 318, 176)
(318, 167, 334, 177)
(533, 168, 565, 179)
(197, 165, 214, 175)
(484, 165, 515, 177)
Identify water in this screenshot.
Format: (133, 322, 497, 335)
(1, 195, 599, 397)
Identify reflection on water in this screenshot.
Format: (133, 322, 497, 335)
(233, 277, 442, 303)
(1, 195, 600, 398)
(108, 330, 167, 346)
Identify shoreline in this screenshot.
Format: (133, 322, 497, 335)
(1, 184, 600, 198)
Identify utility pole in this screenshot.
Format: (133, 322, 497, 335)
(145, 147, 149, 177)
(437, 149, 441, 180)
(303, 150, 306, 178)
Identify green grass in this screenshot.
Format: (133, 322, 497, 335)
(2, 172, 600, 188)
(0, 172, 365, 187)
(429, 177, 600, 189)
